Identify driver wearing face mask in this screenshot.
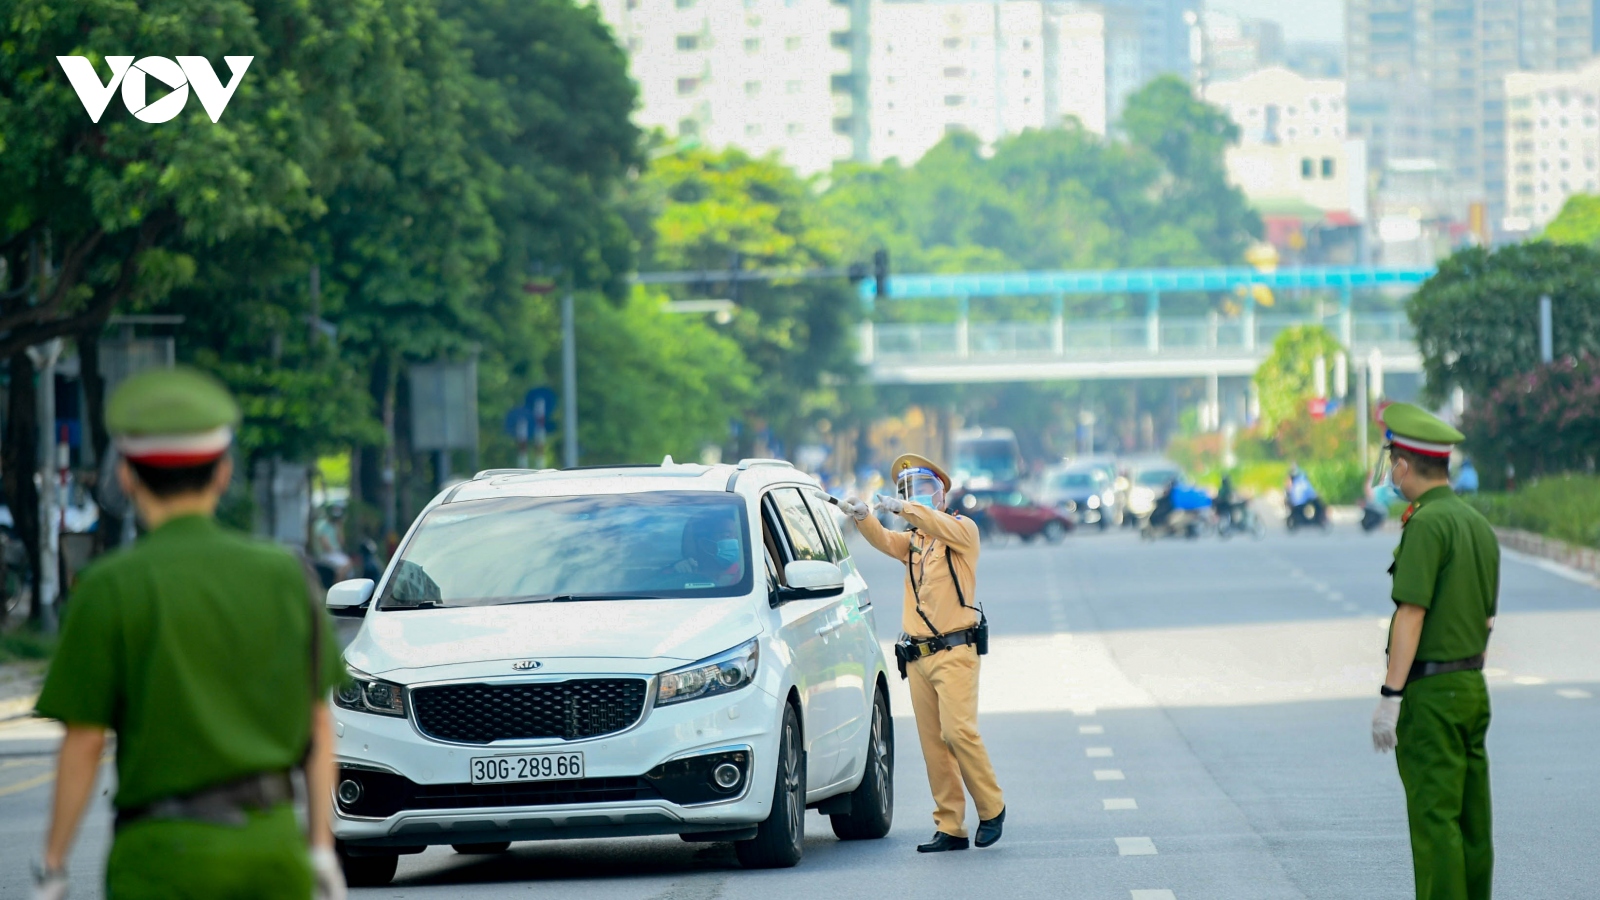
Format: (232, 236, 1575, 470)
(673, 514, 744, 585)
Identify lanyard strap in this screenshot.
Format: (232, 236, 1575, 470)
(906, 534, 975, 637)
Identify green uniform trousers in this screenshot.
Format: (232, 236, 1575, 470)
(1396, 670, 1493, 900)
(106, 803, 313, 899)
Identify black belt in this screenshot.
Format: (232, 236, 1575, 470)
(1407, 654, 1485, 685)
(898, 628, 978, 661)
(115, 771, 295, 832)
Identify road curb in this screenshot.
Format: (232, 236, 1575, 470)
(1494, 527, 1600, 582)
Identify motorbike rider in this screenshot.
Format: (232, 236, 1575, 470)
(1286, 464, 1325, 525)
(1215, 474, 1240, 527)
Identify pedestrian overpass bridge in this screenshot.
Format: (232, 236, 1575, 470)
(856, 265, 1433, 384)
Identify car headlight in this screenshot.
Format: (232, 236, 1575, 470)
(333, 669, 407, 717)
(1102, 490, 1115, 507)
(1131, 487, 1154, 506)
(657, 639, 759, 706)
(1087, 495, 1100, 509)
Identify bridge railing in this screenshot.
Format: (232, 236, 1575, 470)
(869, 312, 1416, 363)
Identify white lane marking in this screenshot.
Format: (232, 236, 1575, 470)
(1094, 769, 1126, 781)
(1079, 725, 1105, 735)
(1073, 707, 1099, 717)
(1342, 603, 1359, 612)
(1086, 747, 1114, 758)
(1310, 580, 1329, 592)
(1103, 798, 1138, 810)
(1327, 591, 1344, 602)
(1484, 667, 1509, 677)
(1502, 547, 1600, 588)
(1130, 891, 1177, 900)
(1116, 836, 1158, 856)
(1557, 688, 1593, 699)
(1513, 676, 1548, 686)
(1376, 618, 1392, 631)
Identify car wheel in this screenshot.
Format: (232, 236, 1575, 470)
(337, 847, 398, 888)
(452, 842, 511, 854)
(1019, 532, 1038, 544)
(1042, 521, 1066, 544)
(830, 687, 894, 840)
(1097, 515, 1108, 532)
(736, 704, 805, 868)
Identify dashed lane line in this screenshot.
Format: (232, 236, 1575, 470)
(1094, 769, 1126, 781)
(1073, 707, 1099, 717)
(1079, 725, 1105, 735)
(1086, 747, 1114, 758)
(1103, 798, 1138, 810)
(1557, 688, 1593, 699)
(0, 770, 53, 798)
(1513, 676, 1548, 686)
(1116, 837, 1158, 856)
(1130, 892, 1177, 900)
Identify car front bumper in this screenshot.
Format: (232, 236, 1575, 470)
(332, 681, 783, 848)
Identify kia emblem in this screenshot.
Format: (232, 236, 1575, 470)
(511, 660, 542, 671)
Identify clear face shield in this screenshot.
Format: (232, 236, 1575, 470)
(897, 468, 945, 510)
(1369, 440, 1397, 490)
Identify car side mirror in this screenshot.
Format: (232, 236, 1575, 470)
(326, 578, 375, 617)
(775, 560, 845, 604)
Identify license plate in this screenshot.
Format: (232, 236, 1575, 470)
(469, 752, 584, 784)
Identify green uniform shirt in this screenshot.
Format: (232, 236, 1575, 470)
(1389, 485, 1500, 662)
(35, 515, 343, 810)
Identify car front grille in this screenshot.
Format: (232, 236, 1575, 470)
(336, 767, 660, 818)
(411, 678, 650, 744)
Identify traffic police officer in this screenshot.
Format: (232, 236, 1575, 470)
(30, 367, 347, 900)
(1369, 402, 1498, 900)
(841, 454, 1006, 853)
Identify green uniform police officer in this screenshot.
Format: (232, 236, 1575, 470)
(1370, 402, 1499, 900)
(31, 367, 347, 900)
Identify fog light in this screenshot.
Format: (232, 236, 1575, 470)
(337, 778, 363, 806)
(712, 763, 742, 790)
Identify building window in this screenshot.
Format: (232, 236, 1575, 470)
(944, 123, 967, 134)
(677, 78, 699, 95)
(1301, 158, 1314, 179)
(678, 118, 699, 137)
(1321, 157, 1335, 178)
(676, 35, 700, 50)
(944, 95, 963, 107)
(627, 37, 641, 52)
(1022, 69, 1031, 78)
(787, 80, 802, 94)
(1022, 39, 1031, 50)
(786, 36, 802, 51)
(675, 0, 694, 8)
(831, 31, 851, 49)
(745, 37, 760, 52)
(944, 66, 966, 78)
(745, 80, 761, 97)
(746, 123, 762, 136)
(787, 122, 803, 135)
(943, 37, 962, 49)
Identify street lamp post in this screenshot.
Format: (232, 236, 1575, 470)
(561, 289, 578, 468)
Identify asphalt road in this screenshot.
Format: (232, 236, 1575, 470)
(3, 519, 1598, 898)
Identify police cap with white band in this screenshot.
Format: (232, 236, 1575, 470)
(1372, 401, 1463, 485)
(106, 366, 240, 468)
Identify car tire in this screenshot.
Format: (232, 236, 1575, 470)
(452, 842, 511, 854)
(1097, 515, 1108, 532)
(337, 848, 399, 887)
(736, 704, 805, 869)
(830, 687, 894, 841)
(1043, 521, 1067, 543)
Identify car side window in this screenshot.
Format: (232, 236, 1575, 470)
(769, 488, 830, 562)
(804, 491, 849, 563)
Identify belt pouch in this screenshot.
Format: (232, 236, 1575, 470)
(975, 612, 989, 656)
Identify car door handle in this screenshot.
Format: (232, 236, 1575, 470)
(815, 619, 843, 636)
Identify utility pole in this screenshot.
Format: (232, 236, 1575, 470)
(1356, 359, 1369, 473)
(561, 290, 578, 468)
(1539, 294, 1553, 363)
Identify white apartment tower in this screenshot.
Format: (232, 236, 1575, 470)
(596, 0, 867, 174)
(1505, 59, 1600, 229)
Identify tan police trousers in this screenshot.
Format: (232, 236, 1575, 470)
(907, 643, 1005, 837)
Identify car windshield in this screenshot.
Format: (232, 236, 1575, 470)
(1051, 472, 1096, 490)
(378, 491, 753, 610)
(1136, 469, 1178, 487)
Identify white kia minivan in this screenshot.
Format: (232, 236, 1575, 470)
(325, 459, 894, 885)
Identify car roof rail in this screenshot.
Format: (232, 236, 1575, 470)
(737, 458, 794, 471)
(472, 468, 553, 480)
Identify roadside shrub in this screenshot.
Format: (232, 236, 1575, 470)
(1276, 408, 1359, 462)
(1461, 354, 1600, 486)
(1304, 459, 1368, 506)
(1466, 475, 1600, 549)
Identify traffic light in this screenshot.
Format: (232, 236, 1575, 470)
(873, 249, 889, 298)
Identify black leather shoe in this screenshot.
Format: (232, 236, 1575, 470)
(975, 807, 1006, 848)
(916, 832, 970, 853)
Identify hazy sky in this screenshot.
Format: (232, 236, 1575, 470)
(1207, 0, 1344, 44)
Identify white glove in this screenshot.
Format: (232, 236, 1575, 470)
(1371, 696, 1401, 753)
(874, 494, 906, 515)
(31, 861, 67, 900)
(310, 846, 347, 900)
(840, 497, 870, 522)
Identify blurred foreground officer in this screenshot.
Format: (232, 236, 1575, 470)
(1370, 402, 1499, 900)
(840, 454, 1005, 853)
(31, 367, 346, 900)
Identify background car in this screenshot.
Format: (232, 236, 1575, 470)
(1037, 464, 1119, 530)
(950, 488, 1075, 543)
(1125, 460, 1184, 524)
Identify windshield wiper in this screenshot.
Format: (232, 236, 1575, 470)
(495, 594, 655, 606)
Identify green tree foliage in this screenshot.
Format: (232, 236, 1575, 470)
(1542, 194, 1600, 247)
(631, 147, 860, 450)
(1252, 325, 1343, 431)
(1409, 241, 1600, 404)
(1460, 354, 1600, 482)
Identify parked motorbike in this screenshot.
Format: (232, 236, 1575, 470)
(1141, 508, 1203, 540)
(1216, 501, 1265, 540)
(1286, 499, 1329, 533)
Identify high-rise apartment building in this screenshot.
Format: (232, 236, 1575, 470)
(1504, 58, 1600, 228)
(1201, 12, 1284, 85)
(595, 0, 868, 174)
(1345, 0, 1600, 228)
(867, 0, 1140, 163)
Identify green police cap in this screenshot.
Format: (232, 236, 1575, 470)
(106, 366, 240, 467)
(1379, 401, 1463, 459)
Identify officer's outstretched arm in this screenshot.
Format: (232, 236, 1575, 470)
(899, 504, 979, 555)
(855, 509, 912, 561)
(42, 724, 106, 872)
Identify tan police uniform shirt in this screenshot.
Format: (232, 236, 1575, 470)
(858, 505, 981, 638)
